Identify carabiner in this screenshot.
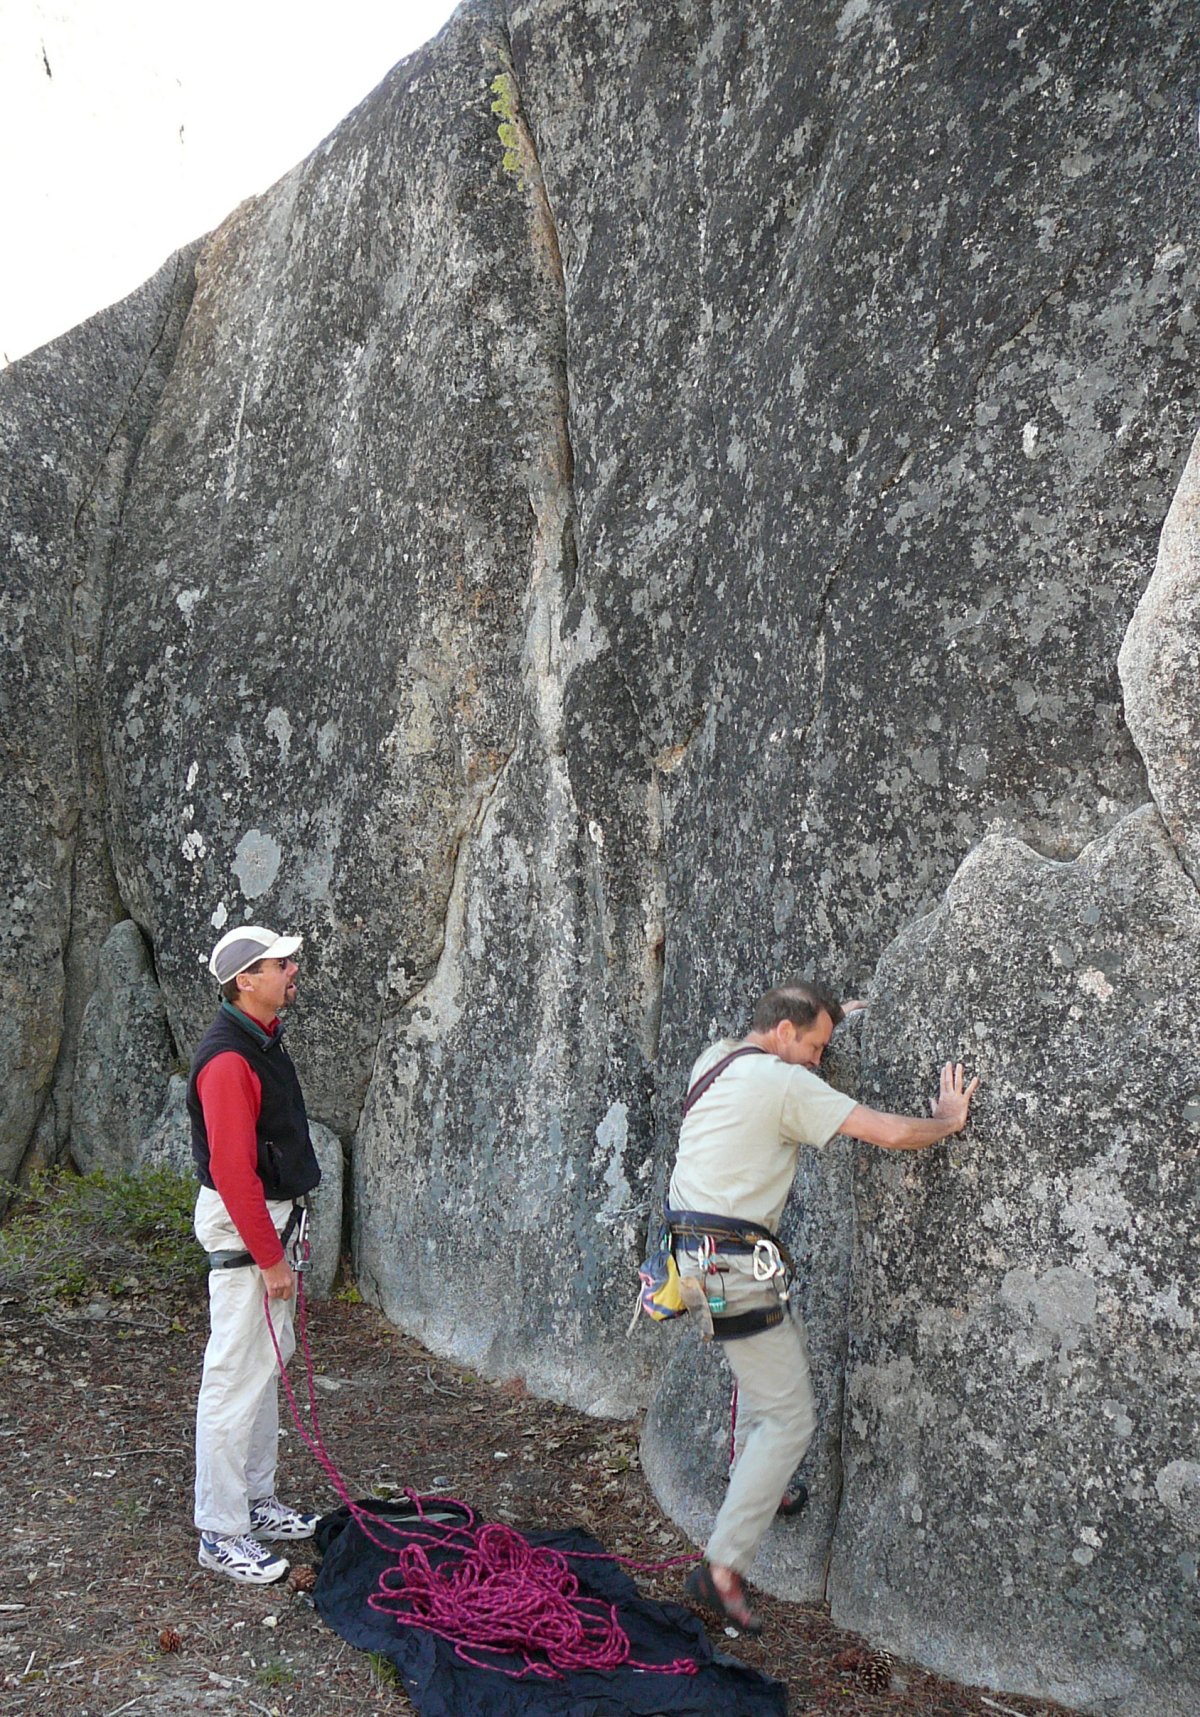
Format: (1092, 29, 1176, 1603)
(752, 1238, 782, 1282)
(293, 1205, 310, 1273)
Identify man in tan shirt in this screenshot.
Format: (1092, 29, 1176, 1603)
(670, 979, 978, 1634)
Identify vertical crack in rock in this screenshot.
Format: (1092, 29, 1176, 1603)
(489, 29, 574, 753)
(641, 766, 670, 1067)
(25, 250, 199, 1176)
(352, 22, 660, 1408)
(497, 56, 667, 1085)
(489, 22, 607, 966)
(69, 252, 197, 540)
(491, 31, 566, 301)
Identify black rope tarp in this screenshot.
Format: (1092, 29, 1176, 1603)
(312, 1500, 788, 1717)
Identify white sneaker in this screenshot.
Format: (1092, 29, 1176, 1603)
(198, 1531, 289, 1585)
(248, 1494, 319, 1542)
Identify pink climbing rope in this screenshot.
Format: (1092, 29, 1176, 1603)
(263, 1271, 698, 1682)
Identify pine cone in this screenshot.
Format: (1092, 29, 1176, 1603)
(158, 1625, 182, 1653)
(832, 1645, 893, 1692)
(856, 1649, 894, 1692)
(288, 1563, 318, 1594)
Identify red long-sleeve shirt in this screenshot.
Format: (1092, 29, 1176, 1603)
(196, 1033, 286, 1268)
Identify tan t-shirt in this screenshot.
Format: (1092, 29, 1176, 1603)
(667, 1039, 857, 1233)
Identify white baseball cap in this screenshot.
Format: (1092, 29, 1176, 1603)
(208, 925, 303, 984)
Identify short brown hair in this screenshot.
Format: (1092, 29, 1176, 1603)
(220, 960, 262, 1005)
(751, 980, 843, 1034)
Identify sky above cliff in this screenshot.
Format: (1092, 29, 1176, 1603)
(0, 0, 458, 366)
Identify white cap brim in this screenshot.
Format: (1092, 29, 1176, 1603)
(256, 933, 303, 964)
(208, 927, 303, 983)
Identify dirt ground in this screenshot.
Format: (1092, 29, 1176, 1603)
(0, 1283, 1082, 1717)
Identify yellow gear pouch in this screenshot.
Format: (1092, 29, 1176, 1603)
(637, 1238, 687, 1321)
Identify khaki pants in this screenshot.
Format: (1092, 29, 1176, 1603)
(683, 1250, 817, 1575)
(193, 1188, 298, 1538)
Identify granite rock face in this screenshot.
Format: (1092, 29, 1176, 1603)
(3, 2, 1200, 1711)
(509, 0, 1199, 1058)
(101, 7, 561, 1148)
(829, 808, 1199, 1717)
(71, 919, 178, 1176)
(304, 1122, 344, 1301)
(0, 249, 197, 1194)
(138, 1076, 194, 1176)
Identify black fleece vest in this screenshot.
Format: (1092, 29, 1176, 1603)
(187, 1003, 321, 1200)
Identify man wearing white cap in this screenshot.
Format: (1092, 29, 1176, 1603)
(187, 925, 322, 1584)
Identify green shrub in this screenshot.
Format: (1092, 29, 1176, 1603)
(0, 1165, 203, 1303)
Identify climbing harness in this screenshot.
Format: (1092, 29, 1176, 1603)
(706, 1302, 787, 1342)
(666, 1207, 794, 1275)
(209, 1199, 307, 1271)
(664, 1204, 793, 1341)
(264, 1248, 699, 1683)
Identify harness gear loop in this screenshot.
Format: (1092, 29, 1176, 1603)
(663, 1205, 795, 1274)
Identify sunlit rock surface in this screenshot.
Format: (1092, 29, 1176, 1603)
(830, 808, 1198, 1717)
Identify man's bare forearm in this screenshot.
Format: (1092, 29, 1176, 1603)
(837, 1062, 979, 1151)
(876, 1114, 963, 1151)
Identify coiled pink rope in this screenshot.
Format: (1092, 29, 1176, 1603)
(264, 1271, 697, 1682)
